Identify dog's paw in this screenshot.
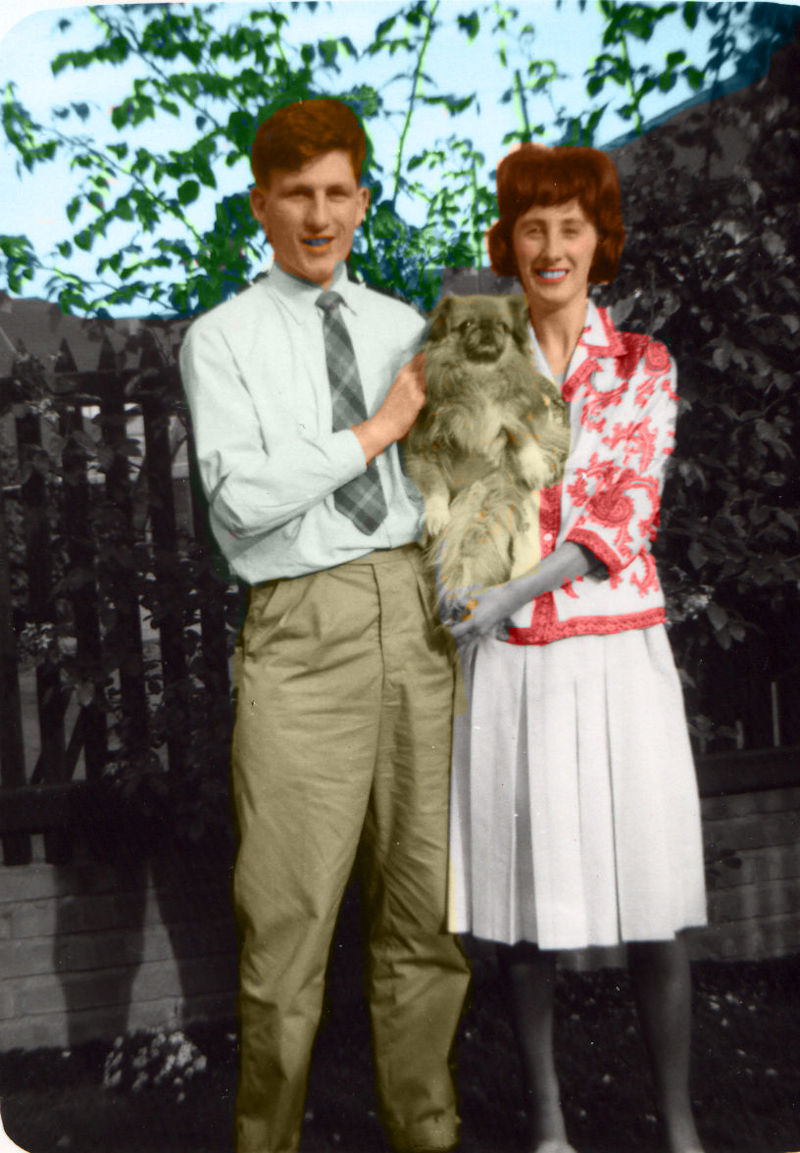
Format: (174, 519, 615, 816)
(424, 494, 452, 537)
(515, 439, 552, 490)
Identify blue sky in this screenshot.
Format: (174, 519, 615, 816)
(0, 1, 794, 312)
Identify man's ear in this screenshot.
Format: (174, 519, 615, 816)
(250, 186, 269, 237)
(356, 184, 370, 226)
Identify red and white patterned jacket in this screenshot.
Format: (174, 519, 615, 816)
(507, 300, 677, 646)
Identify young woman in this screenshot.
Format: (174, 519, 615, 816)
(446, 145, 707, 1153)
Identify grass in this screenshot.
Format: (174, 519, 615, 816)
(2, 949, 799, 1153)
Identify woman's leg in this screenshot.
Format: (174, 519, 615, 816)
(498, 942, 576, 1153)
(628, 937, 704, 1153)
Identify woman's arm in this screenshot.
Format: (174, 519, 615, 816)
(448, 541, 599, 642)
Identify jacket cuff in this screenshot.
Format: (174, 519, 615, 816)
(566, 528, 624, 578)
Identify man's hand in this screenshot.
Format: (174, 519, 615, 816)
(353, 352, 426, 464)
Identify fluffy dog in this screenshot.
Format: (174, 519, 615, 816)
(404, 294, 570, 600)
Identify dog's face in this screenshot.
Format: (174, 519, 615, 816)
(426, 294, 530, 364)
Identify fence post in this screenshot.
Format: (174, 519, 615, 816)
(98, 349, 149, 762)
(0, 481, 32, 865)
(59, 392, 108, 781)
(16, 403, 71, 863)
(138, 334, 187, 777)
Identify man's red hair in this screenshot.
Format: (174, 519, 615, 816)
(251, 99, 367, 188)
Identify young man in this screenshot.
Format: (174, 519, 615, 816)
(180, 99, 469, 1153)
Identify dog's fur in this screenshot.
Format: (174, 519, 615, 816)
(404, 294, 570, 597)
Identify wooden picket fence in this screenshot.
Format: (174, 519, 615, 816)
(0, 300, 236, 867)
(1, 290, 799, 875)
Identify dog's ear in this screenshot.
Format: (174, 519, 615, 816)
(427, 296, 457, 343)
(507, 294, 531, 350)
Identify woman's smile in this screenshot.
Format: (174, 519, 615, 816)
(535, 268, 569, 282)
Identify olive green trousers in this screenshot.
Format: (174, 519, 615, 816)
(232, 545, 470, 1153)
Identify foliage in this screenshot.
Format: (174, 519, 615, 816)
(601, 29, 800, 745)
(103, 1030, 208, 1101)
(1, 333, 239, 847)
(0, 0, 756, 315)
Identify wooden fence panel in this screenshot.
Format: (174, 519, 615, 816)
(0, 314, 236, 862)
(1, 301, 797, 869)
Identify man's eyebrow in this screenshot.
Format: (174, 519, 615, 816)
(281, 179, 353, 193)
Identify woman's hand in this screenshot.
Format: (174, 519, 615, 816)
(448, 582, 517, 643)
(443, 543, 603, 644)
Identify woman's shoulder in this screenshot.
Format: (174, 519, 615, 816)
(592, 303, 674, 380)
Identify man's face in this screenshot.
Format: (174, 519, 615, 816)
(250, 149, 370, 289)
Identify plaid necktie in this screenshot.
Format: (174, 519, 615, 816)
(316, 290, 388, 535)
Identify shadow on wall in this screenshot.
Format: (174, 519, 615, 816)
(46, 836, 238, 1051)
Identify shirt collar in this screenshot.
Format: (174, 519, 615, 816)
(261, 261, 358, 324)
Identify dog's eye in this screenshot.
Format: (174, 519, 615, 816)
(458, 319, 475, 333)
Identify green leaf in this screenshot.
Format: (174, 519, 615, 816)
(371, 203, 401, 240)
(196, 162, 217, 189)
(111, 101, 131, 130)
(178, 179, 200, 205)
(457, 11, 480, 41)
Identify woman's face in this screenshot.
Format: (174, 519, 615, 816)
(512, 197, 599, 316)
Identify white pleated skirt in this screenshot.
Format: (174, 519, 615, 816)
(448, 625, 707, 950)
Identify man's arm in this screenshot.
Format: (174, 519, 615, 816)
(352, 352, 426, 465)
(181, 325, 425, 541)
(181, 320, 367, 540)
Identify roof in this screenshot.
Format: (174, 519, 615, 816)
(0, 293, 187, 382)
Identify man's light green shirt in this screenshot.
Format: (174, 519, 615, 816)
(180, 262, 427, 583)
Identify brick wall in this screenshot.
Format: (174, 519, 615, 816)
(0, 842, 237, 1051)
(1, 786, 799, 1053)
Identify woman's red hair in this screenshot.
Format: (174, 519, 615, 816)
(486, 144, 625, 284)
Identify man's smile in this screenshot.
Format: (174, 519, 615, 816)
(303, 237, 333, 247)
